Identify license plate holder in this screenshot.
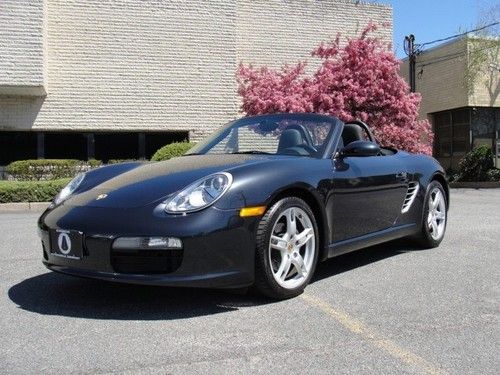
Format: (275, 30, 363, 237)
(50, 229, 84, 259)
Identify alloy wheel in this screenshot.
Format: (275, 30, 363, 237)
(427, 187, 446, 240)
(268, 207, 316, 289)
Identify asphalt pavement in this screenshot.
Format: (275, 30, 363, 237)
(1, 189, 499, 374)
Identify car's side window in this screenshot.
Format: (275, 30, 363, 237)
(340, 123, 397, 157)
(338, 123, 389, 157)
(341, 124, 368, 146)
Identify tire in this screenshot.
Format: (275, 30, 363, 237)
(415, 180, 448, 248)
(254, 197, 319, 299)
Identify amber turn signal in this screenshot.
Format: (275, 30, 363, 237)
(239, 206, 266, 217)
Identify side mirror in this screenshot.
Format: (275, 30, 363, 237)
(339, 140, 380, 157)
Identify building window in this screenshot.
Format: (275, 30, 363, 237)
(0, 132, 38, 165)
(434, 112, 452, 158)
(471, 107, 497, 151)
(0, 130, 189, 165)
(451, 109, 471, 155)
(44, 132, 87, 160)
(94, 133, 139, 162)
(432, 108, 471, 170)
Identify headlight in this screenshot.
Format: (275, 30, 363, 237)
(53, 173, 85, 205)
(164, 172, 233, 213)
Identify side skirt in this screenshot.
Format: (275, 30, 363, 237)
(327, 223, 418, 258)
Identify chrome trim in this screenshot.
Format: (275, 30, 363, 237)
(401, 182, 419, 213)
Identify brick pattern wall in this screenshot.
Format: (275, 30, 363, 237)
(237, 0, 392, 69)
(39, 0, 238, 141)
(0, 0, 392, 142)
(401, 39, 469, 120)
(0, 0, 46, 95)
(467, 38, 500, 108)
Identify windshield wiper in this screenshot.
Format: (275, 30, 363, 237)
(228, 151, 273, 155)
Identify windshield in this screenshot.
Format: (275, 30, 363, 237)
(187, 114, 339, 159)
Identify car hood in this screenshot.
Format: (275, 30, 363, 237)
(66, 154, 279, 208)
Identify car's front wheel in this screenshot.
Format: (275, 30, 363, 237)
(254, 197, 319, 299)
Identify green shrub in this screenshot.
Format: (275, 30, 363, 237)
(151, 142, 195, 161)
(455, 146, 494, 182)
(107, 159, 138, 164)
(486, 168, 500, 182)
(0, 179, 70, 203)
(6, 159, 102, 181)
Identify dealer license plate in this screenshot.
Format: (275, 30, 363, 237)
(50, 229, 84, 259)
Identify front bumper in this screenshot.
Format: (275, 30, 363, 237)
(39, 204, 258, 289)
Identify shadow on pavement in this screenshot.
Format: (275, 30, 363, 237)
(312, 238, 425, 283)
(8, 272, 269, 321)
(9, 239, 426, 320)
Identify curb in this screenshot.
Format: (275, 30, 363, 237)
(0, 202, 50, 212)
(449, 182, 500, 189)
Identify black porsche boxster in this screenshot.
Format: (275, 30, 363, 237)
(38, 113, 448, 299)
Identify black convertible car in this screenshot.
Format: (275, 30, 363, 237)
(38, 113, 448, 299)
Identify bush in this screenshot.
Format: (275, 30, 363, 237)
(151, 142, 195, 161)
(455, 146, 495, 182)
(486, 168, 500, 182)
(107, 159, 138, 164)
(6, 159, 102, 181)
(0, 179, 70, 203)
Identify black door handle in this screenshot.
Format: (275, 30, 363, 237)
(396, 171, 408, 181)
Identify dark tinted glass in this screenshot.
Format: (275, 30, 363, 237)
(94, 133, 138, 162)
(0, 132, 38, 164)
(45, 132, 87, 160)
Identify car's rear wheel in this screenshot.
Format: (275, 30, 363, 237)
(254, 197, 319, 299)
(416, 181, 447, 248)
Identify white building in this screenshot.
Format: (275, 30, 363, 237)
(0, 0, 392, 163)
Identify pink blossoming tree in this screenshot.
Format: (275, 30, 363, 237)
(237, 24, 433, 154)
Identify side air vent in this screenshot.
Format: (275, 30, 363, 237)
(401, 182, 419, 213)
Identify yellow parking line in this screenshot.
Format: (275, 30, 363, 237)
(300, 293, 448, 375)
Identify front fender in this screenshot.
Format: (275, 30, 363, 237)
(215, 158, 332, 210)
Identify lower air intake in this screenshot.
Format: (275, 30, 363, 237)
(111, 249, 183, 274)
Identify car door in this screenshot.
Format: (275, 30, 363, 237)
(326, 153, 408, 243)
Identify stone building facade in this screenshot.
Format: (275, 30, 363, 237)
(400, 37, 499, 170)
(0, 0, 392, 163)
